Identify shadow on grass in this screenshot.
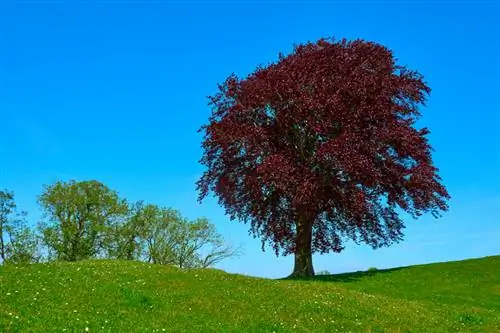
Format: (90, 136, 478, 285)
(279, 266, 408, 283)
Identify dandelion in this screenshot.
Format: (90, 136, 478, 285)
(85, 327, 89, 332)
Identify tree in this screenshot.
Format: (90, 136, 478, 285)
(4, 216, 41, 264)
(130, 203, 171, 264)
(103, 200, 146, 261)
(38, 180, 129, 261)
(196, 37, 450, 277)
(193, 218, 243, 269)
(140, 205, 201, 267)
(0, 190, 16, 262)
(0, 190, 39, 264)
(165, 216, 241, 269)
(135, 204, 240, 268)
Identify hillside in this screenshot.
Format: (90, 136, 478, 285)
(1, 256, 499, 332)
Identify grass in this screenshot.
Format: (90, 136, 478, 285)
(0, 255, 499, 332)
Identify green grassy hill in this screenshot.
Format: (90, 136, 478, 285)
(1, 256, 499, 332)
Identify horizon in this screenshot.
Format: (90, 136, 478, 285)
(1, 1, 499, 278)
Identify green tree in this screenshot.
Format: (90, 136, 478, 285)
(38, 180, 128, 261)
(138, 205, 240, 268)
(4, 215, 41, 264)
(187, 218, 242, 269)
(104, 200, 148, 261)
(140, 205, 184, 265)
(0, 190, 39, 264)
(0, 190, 16, 262)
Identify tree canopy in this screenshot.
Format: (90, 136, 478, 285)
(0, 190, 16, 262)
(0, 190, 39, 264)
(38, 180, 129, 261)
(197, 37, 450, 277)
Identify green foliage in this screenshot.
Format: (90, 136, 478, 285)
(1, 179, 237, 270)
(0, 190, 39, 264)
(32, 179, 239, 268)
(132, 204, 241, 268)
(4, 217, 40, 265)
(0, 256, 498, 332)
(367, 267, 378, 272)
(0, 190, 17, 262)
(37, 180, 129, 261)
(103, 200, 146, 261)
(99, 199, 241, 269)
(316, 270, 331, 275)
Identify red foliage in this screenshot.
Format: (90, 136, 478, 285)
(197, 38, 450, 257)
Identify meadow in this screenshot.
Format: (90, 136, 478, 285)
(0, 255, 499, 332)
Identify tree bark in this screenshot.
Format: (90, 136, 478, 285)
(288, 215, 315, 278)
(0, 225, 5, 262)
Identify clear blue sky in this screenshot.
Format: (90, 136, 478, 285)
(1, 1, 499, 278)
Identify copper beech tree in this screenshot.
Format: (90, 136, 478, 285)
(196, 38, 450, 278)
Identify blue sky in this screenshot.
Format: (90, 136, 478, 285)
(1, 1, 499, 278)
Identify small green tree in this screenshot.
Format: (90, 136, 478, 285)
(4, 216, 41, 264)
(188, 218, 242, 269)
(0, 190, 40, 264)
(141, 206, 185, 265)
(135, 204, 241, 268)
(104, 200, 149, 261)
(38, 180, 129, 261)
(0, 190, 17, 262)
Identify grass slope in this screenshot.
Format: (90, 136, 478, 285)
(1, 256, 499, 332)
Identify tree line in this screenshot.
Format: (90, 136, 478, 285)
(0, 180, 241, 268)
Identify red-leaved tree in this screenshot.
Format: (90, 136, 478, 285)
(196, 38, 450, 277)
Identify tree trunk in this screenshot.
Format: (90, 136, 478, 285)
(125, 235, 136, 260)
(0, 225, 5, 262)
(68, 236, 79, 261)
(288, 215, 315, 278)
